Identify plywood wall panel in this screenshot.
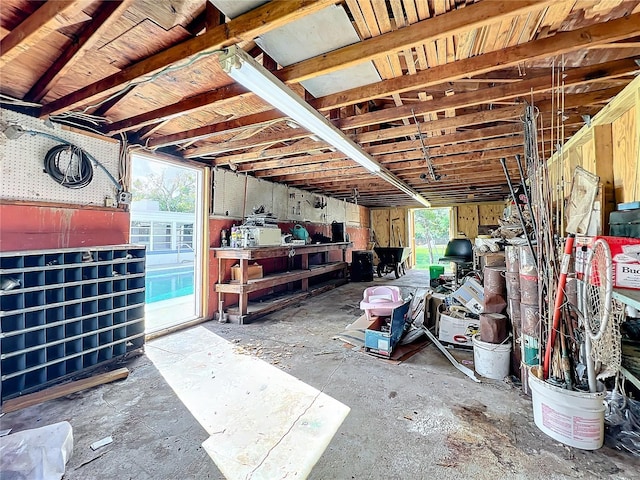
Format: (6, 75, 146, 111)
(479, 204, 505, 225)
(456, 204, 479, 239)
(612, 107, 639, 203)
(371, 209, 390, 247)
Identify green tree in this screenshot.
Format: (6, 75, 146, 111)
(414, 208, 450, 263)
(132, 170, 196, 213)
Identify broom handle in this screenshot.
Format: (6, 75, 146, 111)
(543, 233, 575, 379)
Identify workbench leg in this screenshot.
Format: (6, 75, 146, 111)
(239, 259, 249, 315)
(217, 258, 224, 321)
(301, 253, 309, 291)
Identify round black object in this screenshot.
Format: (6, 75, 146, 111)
(44, 144, 94, 189)
(351, 250, 373, 282)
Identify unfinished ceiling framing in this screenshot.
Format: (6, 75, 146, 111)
(1, 0, 639, 207)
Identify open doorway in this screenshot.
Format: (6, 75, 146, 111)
(411, 208, 451, 270)
(130, 154, 204, 333)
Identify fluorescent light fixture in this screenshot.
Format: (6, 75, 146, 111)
(219, 46, 431, 206)
(220, 46, 380, 173)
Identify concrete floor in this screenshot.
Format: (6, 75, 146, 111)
(2, 269, 640, 479)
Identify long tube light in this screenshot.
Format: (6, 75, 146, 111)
(219, 46, 430, 207)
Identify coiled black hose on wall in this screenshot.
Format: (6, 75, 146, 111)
(43, 144, 94, 189)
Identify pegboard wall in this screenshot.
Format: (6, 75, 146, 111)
(0, 110, 121, 206)
(211, 168, 363, 227)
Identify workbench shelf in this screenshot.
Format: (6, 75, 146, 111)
(0, 245, 146, 402)
(212, 242, 350, 324)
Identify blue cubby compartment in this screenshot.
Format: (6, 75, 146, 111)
(113, 326, 127, 356)
(97, 313, 113, 330)
(97, 344, 113, 362)
(98, 264, 111, 278)
(127, 276, 145, 290)
(65, 341, 82, 372)
(128, 248, 145, 259)
(113, 310, 126, 325)
(113, 294, 126, 309)
(24, 255, 44, 268)
(0, 290, 24, 312)
(96, 250, 113, 262)
(63, 252, 82, 265)
(46, 306, 64, 324)
(46, 358, 66, 381)
(45, 268, 64, 286)
(82, 282, 98, 299)
(98, 297, 113, 312)
(1, 312, 25, 336)
(46, 287, 64, 304)
(44, 253, 63, 267)
(98, 280, 112, 295)
(1, 357, 26, 396)
(127, 291, 145, 306)
(113, 279, 126, 293)
(82, 334, 98, 367)
(25, 312, 45, 347)
(24, 350, 46, 388)
(0, 256, 23, 269)
(113, 249, 127, 260)
(24, 270, 45, 288)
(64, 303, 82, 322)
(24, 290, 45, 308)
(64, 267, 81, 283)
(1, 333, 26, 373)
(82, 315, 98, 333)
(0, 271, 23, 293)
(65, 285, 82, 302)
(1, 329, 25, 359)
(65, 319, 81, 338)
(113, 262, 127, 276)
(82, 265, 98, 281)
(127, 259, 145, 275)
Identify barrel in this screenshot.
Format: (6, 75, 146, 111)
(505, 246, 520, 273)
(484, 267, 507, 314)
(505, 272, 521, 299)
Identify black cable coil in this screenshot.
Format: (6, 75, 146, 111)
(43, 144, 93, 189)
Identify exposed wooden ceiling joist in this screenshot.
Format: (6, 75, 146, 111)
(39, 0, 336, 116)
(0, 0, 88, 68)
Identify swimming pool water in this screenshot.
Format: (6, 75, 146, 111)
(146, 266, 194, 303)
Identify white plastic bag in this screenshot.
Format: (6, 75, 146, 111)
(0, 421, 73, 480)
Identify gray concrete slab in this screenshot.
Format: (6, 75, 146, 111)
(2, 269, 639, 479)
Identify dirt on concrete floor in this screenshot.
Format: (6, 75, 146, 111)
(1, 270, 639, 479)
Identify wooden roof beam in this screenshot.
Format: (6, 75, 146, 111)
(337, 59, 640, 130)
(275, 0, 553, 83)
(312, 13, 640, 109)
(26, 0, 133, 102)
(115, 13, 638, 142)
(39, 0, 335, 117)
(179, 58, 635, 157)
(0, 0, 89, 68)
(183, 105, 525, 159)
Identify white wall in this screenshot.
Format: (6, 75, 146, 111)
(211, 168, 363, 225)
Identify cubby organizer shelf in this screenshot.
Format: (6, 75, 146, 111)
(0, 245, 146, 402)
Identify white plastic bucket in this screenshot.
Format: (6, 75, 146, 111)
(472, 334, 511, 380)
(528, 366, 605, 450)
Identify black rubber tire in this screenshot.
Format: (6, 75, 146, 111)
(377, 265, 383, 278)
(394, 264, 400, 279)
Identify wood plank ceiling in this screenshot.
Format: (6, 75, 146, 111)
(1, 0, 639, 207)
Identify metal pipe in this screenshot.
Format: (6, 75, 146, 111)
(515, 154, 538, 242)
(500, 157, 537, 269)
